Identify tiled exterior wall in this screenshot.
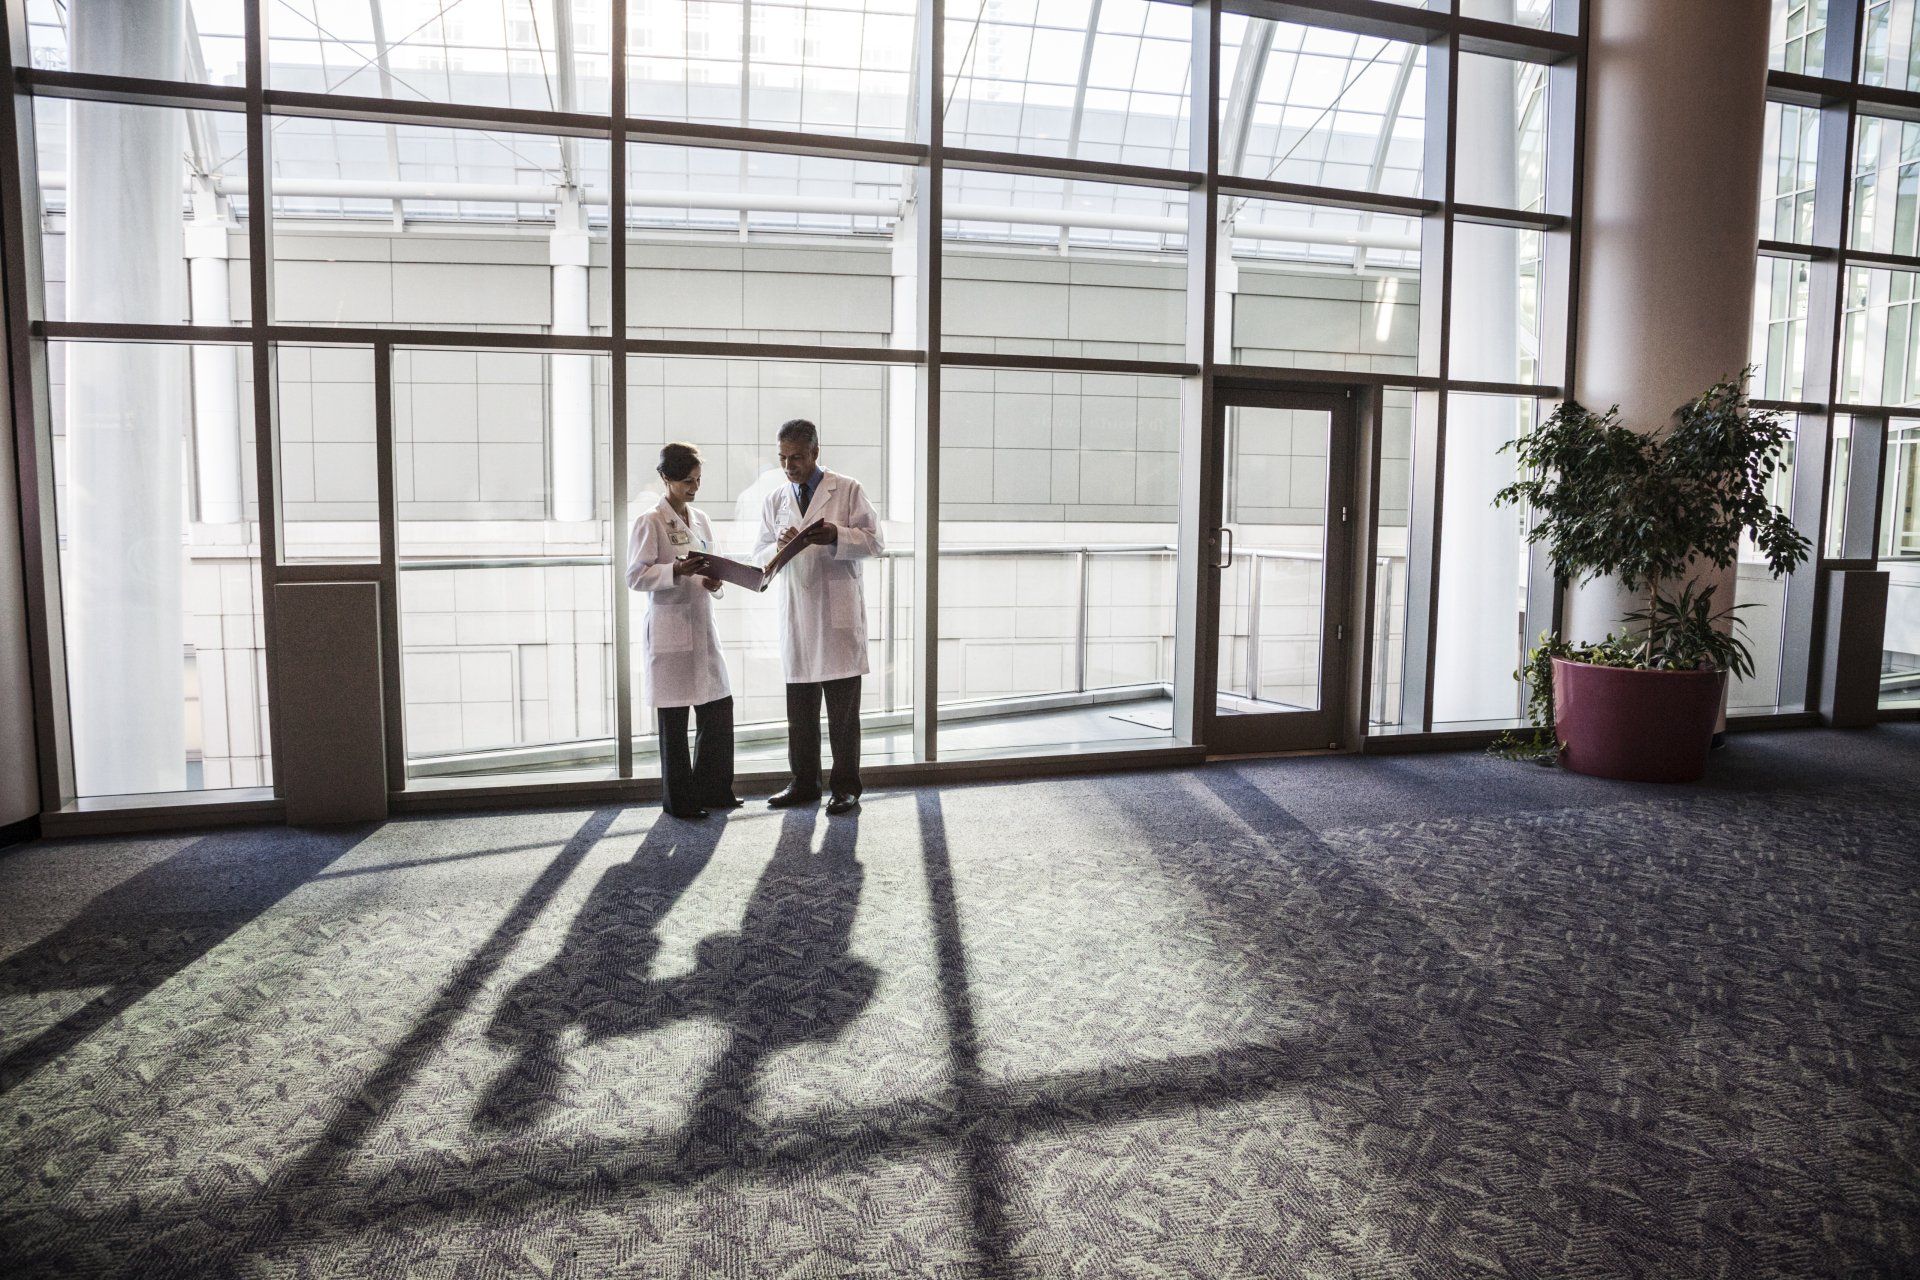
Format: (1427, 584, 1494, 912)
(41, 224, 1423, 783)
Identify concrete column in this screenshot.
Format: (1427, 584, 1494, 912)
(1214, 246, 1237, 364)
(549, 192, 594, 522)
(1433, 2, 1524, 724)
(887, 205, 919, 523)
(66, 0, 189, 796)
(1568, 0, 1771, 642)
(186, 182, 243, 525)
(0, 238, 38, 822)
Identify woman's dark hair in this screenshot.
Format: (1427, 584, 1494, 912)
(657, 441, 701, 482)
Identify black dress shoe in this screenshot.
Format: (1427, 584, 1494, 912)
(825, 793, 861, 815)
(706, 796, 746, 810)
(668, 806, 709, 821)
(766, 787, 821, 809)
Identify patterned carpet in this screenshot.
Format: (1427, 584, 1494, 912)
(2, 727, 1918, 1277)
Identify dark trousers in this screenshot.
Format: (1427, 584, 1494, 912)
(657, 696, 735, 816)
(786, 675, 862, 797)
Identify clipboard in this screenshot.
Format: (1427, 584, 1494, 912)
(677, 518, 828, 593)
(686, 551, 769, 592)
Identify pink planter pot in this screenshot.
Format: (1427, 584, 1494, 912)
(1550, 658, 1727, 783)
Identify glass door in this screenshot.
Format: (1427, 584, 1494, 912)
(1205, 389, 1356, 753)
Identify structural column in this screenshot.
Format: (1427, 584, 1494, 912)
(1568, 0, 1772, 640)
(65, 0, 189, 795)
(186, 180, 243, 524)
(550, 190, 594, 523)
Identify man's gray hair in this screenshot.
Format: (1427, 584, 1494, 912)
(777, 418, 819, 449)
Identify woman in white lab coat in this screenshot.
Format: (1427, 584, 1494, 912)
(627, 443, 739, 820)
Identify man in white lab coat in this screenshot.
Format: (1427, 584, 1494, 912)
(755, 419, 884, 814)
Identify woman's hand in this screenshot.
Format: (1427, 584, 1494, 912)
(672, 553, 707, 579)
(702, 576, 722, 594)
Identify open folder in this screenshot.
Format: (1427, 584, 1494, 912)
(680, 520, 819, 593)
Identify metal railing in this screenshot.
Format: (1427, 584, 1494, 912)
(396, 540, 1410, 770)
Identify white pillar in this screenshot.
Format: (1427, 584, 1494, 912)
(887, 204, 919, 523)
(549, 193, 594, 522)
(1569, 0, 1770, 642)
(66, 0, 189, 795)
(1433, 2, 1524, 724)
(1214, 246, 1237, 364)
(186, 182, 243, 524)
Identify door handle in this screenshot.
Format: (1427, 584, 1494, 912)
(1216, 526, 1234, 570)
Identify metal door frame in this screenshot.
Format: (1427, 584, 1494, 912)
(1200, 384, 1362, 754)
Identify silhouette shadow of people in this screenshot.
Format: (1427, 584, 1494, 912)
(476, 807, 876, 1166)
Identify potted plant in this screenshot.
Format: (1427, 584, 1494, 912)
(1491, 376, 1811, 781)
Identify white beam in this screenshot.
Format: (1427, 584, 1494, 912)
(549, 190, 593, 522)
(186, 180, 243, 525)
(66, 0, 191, 796)
(36, 176, 1422, 246)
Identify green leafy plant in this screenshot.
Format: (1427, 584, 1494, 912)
(1491, 632, 1640, 762)
(1488, 374, 1812, 761)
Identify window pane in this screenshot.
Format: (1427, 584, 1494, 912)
(1842, 266, 1920, 407)
(26, 0, 244, 86)
(275, 345, 380, 563)
(1216, 404, 1332, 717)
(272, 0, 612, 114)
(1858, 0, 1920, 88)
(625, 356, 911, 769)
(1448, 222, 1543, 384)
(1751, 255, 1811, 404)
(52, 340, 270, 796)
(946, 0, 1191, 166)
(269, 121, 608, 334)
(1849, 115, 1920, 256)
(1730, 416, 1801, 712)
(34, 99, 249, 327)
(1459, 0, 1558, 31)
(1772, 0, 1828, 76)
(1432, 394, 1533, 728)
(1222, 196, 1421, 374)
(395, 348, 614, 784)
(937, 370, 1181, 760)
(942, 171, 1187, 359)
(1883, 419, 1920, 706)
(1370, 390, 1416, 727)
(1220, 17, 1425, 197)
(631, 0, 912, 139)
(1762, 102, 1821, 244)
(1827, 413, 1855, 558)
(625, 144, 906, 346)
(1455, 52, 1548, 214)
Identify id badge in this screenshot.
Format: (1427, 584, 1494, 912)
(669, 529, 691, 549)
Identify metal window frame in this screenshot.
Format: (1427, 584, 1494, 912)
(1, 0, 1584, 819)
(1758, 0, 1920, 719)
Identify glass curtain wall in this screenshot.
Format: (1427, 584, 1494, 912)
(2, 0, 1584, 805)
(1758, 0, 1920, 717)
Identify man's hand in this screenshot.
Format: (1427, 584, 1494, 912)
(672, 553, 707, 579)
(807, 520, 838, 545)
(777, 526, 799, 547)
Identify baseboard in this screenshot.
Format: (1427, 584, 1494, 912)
(0, 814, 42, 851)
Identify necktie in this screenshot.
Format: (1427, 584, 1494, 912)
(797, 481, 812, 515)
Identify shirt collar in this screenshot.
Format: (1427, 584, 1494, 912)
(794, 466, 825, 494)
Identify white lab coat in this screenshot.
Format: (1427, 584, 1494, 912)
(754, 469, 885, 684)
(627, 496, 731, 709)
